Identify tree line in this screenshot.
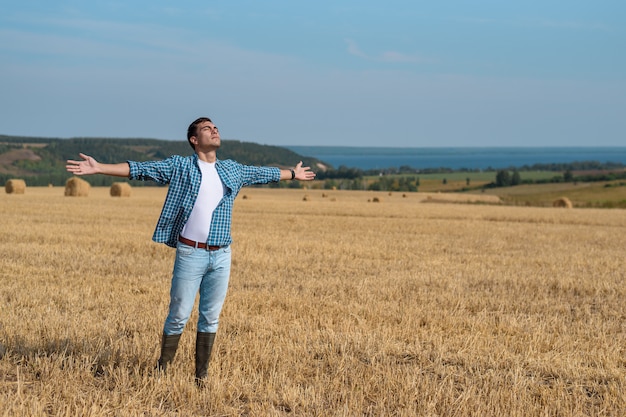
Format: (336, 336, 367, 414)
(0, 136, 322, 186)
(488, 168, 626, 188)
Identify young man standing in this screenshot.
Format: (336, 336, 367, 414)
(66, 117, 316, 385)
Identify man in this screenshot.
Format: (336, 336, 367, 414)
(66, 117, 315, 385)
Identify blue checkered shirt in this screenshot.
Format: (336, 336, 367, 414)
(128, 154, 280, 248)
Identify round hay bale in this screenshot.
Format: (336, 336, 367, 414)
(110, 182, 131, 197)
(5, 179, 26, 194)
(302, 194, 310, 201)
(372, 196, 382, 203)
(553, 196, 572, 208)
(242, 194, 249, 200)
(65, 177, 90, 197)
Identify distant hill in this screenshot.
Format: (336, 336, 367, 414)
(0, 135, 328, 186)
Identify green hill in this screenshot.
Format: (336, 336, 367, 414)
(0, 135, 327, 186)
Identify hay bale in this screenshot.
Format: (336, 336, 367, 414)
(372, 197, 382, 203)
(110, 182, 131, 197)
(553, 197, 572, 208)
(5, 179, 26, 194)
(302, 194, 310, 201)
(65, 177, 90, 197)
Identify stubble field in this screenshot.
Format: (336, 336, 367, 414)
(1, 186, 625, 416)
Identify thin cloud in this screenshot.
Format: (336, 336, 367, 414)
(381, 51, 423, 63)
(345, 39, 434, 64)
(345, 38, 368, 58)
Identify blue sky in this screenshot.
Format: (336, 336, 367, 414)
(1, 1, 624, 147)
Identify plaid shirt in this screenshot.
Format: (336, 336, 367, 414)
(128, 153, 280, 248)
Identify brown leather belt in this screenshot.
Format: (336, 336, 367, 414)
(178, 236, 222, 251)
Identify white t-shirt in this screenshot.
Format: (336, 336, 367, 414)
(180, 159, 226, 243)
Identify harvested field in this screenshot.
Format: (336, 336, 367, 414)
(0, 187, 625, 416)
(422, 192, 501, 204)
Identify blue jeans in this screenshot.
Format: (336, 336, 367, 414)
(163, 242, 232, 335)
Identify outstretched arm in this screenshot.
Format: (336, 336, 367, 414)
(280, 161, 316, 181)
(66, 153, 130, 177)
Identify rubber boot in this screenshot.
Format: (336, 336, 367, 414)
(195, 332, 216, 386)
(157, 333, 181, 373)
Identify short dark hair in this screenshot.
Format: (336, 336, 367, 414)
(186, 117, 212, 149)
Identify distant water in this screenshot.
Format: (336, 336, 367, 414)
(287, 146, 626, 170)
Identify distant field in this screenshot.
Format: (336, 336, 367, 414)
(482, 181, 626, 208)
(360, 171, 626, 207)
(412, 170, 557, 182)
(365, 170, 557, 183)
(364, 170, 557, 193)
(1, 187, 625, 416)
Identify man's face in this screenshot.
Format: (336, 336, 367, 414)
(191, 121, 220, 150)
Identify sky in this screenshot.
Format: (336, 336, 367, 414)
(1, 1, 625, 147)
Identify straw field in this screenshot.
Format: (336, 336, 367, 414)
(1, 187, 625, 416)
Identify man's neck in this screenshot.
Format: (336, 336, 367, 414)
(196, 150, 217, 163)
